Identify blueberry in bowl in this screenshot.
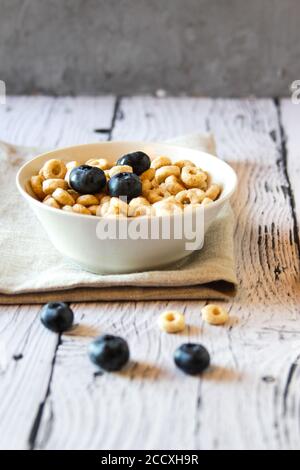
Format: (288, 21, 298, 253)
(108, 172, 142, 201)
(117, 151, 151, 175)
(88, 334, 130, 372)
(40, 302, 74, 333)
(69, 165, 106, 194)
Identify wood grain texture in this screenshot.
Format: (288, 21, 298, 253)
(0, 96, 300, 450)
(280, 98, 300, 237)
(0, 96, 116, 450)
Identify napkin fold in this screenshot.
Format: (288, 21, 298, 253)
(0, 134, 237, 304)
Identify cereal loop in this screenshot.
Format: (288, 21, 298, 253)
(76, 194, 99, 206)
(52, 188, 75, 206)
(72, 204, 92, 215)
(100, 197, 128, 217)
(88, 205, 100, 215)
(201, 304, 229, 325)
(43, 197, 60, 209)
(181, 166, 208, 190)
(42, 179, 68, 195)
(205, 184, 221, 201)
(30, 175, 45, 200)
(62, 205, 74, 212)
(109, 165, 133, 178)
(66, 161, 79, 170)
(174, 160, 196, 169)
(86, 158, 111, 170)
(158, 311, 185, 333)
(155, 165, 180, 184)
(153, 197, 183, 216)
(175, 188, 205, 205)
(41, 159, 67, 180)
(128, 197, 151, 217)
(164, 175, 185, 195)
(202, 197, 213, 206)
(151, 156, 172, 170)
(140, 168, 155, 182)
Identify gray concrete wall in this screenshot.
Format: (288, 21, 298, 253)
(0, 0, 299, 96)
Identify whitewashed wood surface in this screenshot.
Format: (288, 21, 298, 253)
(0, 96, 299, 450)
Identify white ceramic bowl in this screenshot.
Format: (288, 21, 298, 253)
(16, 141, 237, 273)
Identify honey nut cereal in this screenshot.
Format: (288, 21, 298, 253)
(76, 194, 99, 206)
(155, 165, 180, 184)
(85, 158, 111, 170)
(41, 159, 67, 180)
(181, 166, 208, 190)
(151, 156, 172, 170)
(28, 151, 222, 217)
(201, 304, 229, 325)
(52, 188, 75, 206)
(158, 310, 185, 333)
(30, 175, 45, 200)
(42, 178, 68, 195)
(43, 197, 60, 209)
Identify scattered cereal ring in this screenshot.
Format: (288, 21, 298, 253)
(205, 184, 221, 201)
(41, 159, 67, 180)
(109, 165, 133, 178)
(174, 160, 196, 169)
(30, 175, 45, 200)
(155, 165, 180, 184)
(72, 204, 92, 215)
(52, 188, 75, 206)
(43, 197, 60, 209)
(42, 178, 68, 195)
(201, 304, 229, 325)
(76, 194, 99, 206)
(175, 188, 205, 205)
(151, 156, 172, 170)
(158, 310, 185, 333)
(181, 166, 208, 190)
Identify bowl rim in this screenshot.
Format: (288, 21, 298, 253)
(16, 140, 238, 221)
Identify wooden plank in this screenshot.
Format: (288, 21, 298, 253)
(0, 95, 115, 148)
(33, 97, 300, 450)
(279, 98, 300, 235)
(0, 96, 116, 450)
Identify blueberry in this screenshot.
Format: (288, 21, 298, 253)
(88, 335, 130, 372)
(108, 172, 142, 201)
(117, 151, 151, 175)
(69, 165, 106, 194)
(174, 343, 210, 375)
(40, 302, 74, 333)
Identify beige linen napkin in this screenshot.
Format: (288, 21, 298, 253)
(0, 134, 237, 304)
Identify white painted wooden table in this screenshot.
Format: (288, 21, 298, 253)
(0, 96, 299, 450)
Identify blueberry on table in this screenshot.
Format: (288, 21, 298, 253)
(88, 335, 130, 372)
(108, 172, 142, 201)
(174, 343, 210, 375)
(117, 151, 151, 175)
(69, 165, 106, 194)
(40, 302, 74, 333)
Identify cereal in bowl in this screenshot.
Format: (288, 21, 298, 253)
(29, 151, 222, 217)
